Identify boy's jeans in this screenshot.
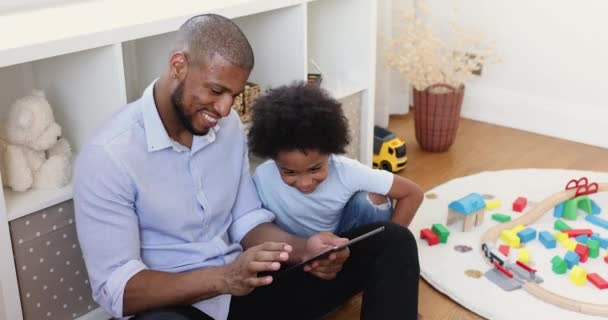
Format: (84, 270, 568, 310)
(336, 191, 393, 234)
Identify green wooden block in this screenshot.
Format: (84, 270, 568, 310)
(554, 219, 572, 232)
(563, 199, 579, 220)
(491, 213, 511, 223)
(576, 195, 592, 214)
(551, 255, 568, 274)
(432, 223, 450, 243)
(587, 239, 600, 258)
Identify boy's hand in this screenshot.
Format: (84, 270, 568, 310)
(223, 242, 291, 296)
(303, 232, 350, 280)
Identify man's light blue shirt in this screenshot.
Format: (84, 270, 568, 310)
(74, 82, 274, 319)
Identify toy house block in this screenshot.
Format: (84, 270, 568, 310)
(491, 213, 511, 223)
(587, 273, 608, 289)
(554, 202, 565, 218)
(517, 228, 537, 243)
(501, 230, 521, 248)
(447, 193, 486, 232)
(554, 219, 571, 232)
(575, 235, 589, 244)
(539, 231, 556, 249)
(585, 214, 608, 230)
(485, 200, 502, 210)
(564, 229, 593, 238)
(499, 244, 510, 257)
(551, 256, 568, 274)
(565, 251, 580, 269)
(570, 266, 587, 286)
(512, 197, 527, 212)
(420, 228, 439, 246)
(590, 199, 602, 214)
(591, 233, 608, 249)
(431, 224, 450, 243)
(518, 248, 530, 264)
(586, 239, 600, 258)
(574, 244, 589, 263)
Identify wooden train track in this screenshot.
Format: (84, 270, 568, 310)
(480, 183, 608, 316)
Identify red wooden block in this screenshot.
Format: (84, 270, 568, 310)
(588, 273, 608, 289)
(564, 229, 594, 238)
(605, 256, 608, 264)
(420, 228, 439, 246)
(575, 244, 589, 263)
(512, 197, 527, 212)
(498, 245, 510, 257)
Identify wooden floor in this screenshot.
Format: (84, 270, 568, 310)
(325, 113, 608, 320)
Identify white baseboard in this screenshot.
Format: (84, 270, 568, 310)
(461, 84, 608, 149)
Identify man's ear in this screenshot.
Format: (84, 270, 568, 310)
(169, 51, 188, 81)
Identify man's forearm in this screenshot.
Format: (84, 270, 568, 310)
(123, 267, 227, 316)
(241, 222, 307, 262)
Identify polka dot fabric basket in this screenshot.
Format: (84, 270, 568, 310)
(9, 200, 97, 320)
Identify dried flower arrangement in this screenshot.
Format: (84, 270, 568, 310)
(385, 1, 499, 93)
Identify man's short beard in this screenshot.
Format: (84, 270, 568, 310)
(170, 80, 208, 136)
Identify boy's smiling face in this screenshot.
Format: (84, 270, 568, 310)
(275, 149, 329, 194)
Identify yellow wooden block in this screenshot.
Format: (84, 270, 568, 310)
(562, 239, 577, 251)
(518, 248, 530, 263)
(501, 230, 521, 248)
(569, 266, 587, 286)
(511, 224, 525, 234)
(553, 232, 569, 243)
(485, 200, 502, 210)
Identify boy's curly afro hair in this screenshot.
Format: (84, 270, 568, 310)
(247, 82, 350, 159)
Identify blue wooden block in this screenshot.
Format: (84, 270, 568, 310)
(517, 227, 537, 243)
(591, 233, 608, 249)
(554, 202, 564, 218)
(575, 234, 588, 244)
(590, 199, 602, 215)
(564, 251, 580, 269)
(539, 231, 556, 249)
(585, 214, 608, 230)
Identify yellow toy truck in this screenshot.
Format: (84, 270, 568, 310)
(372, 126, 407, 172)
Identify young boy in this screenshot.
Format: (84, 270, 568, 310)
(248, 82, 423, 237)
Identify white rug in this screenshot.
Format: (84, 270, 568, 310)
(409, 169, 608, 320)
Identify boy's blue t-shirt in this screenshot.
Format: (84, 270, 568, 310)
(253, 155, 394, 237)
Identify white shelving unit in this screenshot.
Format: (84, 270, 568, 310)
(0, 1, 377, 319)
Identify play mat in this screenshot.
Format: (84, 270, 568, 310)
(410, 169, 608, 320)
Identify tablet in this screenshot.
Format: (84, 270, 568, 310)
(278, 226, 385, 276)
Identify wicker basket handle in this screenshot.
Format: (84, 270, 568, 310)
(426, 83, 457, 93)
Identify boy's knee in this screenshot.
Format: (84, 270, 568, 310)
(368, 192, 388, 205)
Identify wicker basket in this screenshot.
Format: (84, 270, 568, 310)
(232, 82, 261, 123)
(413, 84, 465, 152)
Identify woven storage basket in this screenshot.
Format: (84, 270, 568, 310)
(413, 84, 465, 152)
(232, 82, 261, 123)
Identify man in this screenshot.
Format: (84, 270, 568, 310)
(74, 14, 419, 320)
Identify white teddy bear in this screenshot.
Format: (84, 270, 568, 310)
(0, 90, 72, 192)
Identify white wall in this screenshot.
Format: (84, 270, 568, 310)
(375, 0, 412, 128)
(425, 0, 608, 148)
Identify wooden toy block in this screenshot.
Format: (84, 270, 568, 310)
(565, 251, 580, 269)
(553, 232, 569, 243)
(420, 228, 439, 246)
(501, 230, 521, 248)
(553, 202, 564, 218)
(511, 224, 525, 234)
(491, 213, 511, 223)
(498, 244, 510, 256)
(585, 214, 608, 230)
(574, 244, 589, 263)
(564, 229, 593, 238)
(586, 239, 600, 258)
(518, 248, 530, 263)
(431, 223, 450, 243)
(563, 198, 579, 220)
(587, 273, 608, 289)
(564, 239, 577, 251)
(577, 195, 593, 214)
(605, 256, 608, 264)
(569, 266, 587, 286)
(512, 197, 527, 212)
(575, 235, 589, 244)
(517, 227, 537, 243)
(591, 233, 608, 249)
(485, 199, 502, 210)
(554, 219, 571, 232)
(447, 193, 486, 232)
(591, 199, 602, 214)
(539, 231, 556, 249)
(551, 256, 568, 274)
